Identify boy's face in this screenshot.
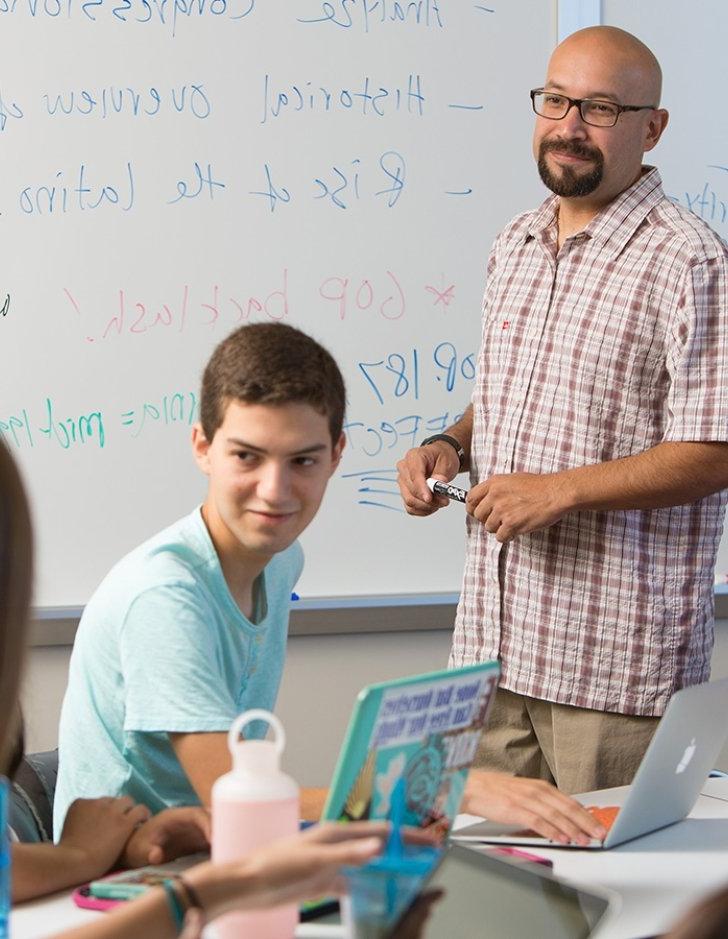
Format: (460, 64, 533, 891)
(193, 400, 344, 561)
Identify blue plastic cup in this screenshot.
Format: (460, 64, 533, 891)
(342, 845, 440, 939)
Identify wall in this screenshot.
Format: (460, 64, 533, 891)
(23, 617, 728, 785)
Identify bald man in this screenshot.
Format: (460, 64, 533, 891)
(398, 27, 728, 793)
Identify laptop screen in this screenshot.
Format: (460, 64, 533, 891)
(323, 662, 500, 840)
(386, 844, 612, 938)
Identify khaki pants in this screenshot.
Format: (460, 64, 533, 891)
(476, 687, 660, 794)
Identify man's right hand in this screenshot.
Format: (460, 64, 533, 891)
(396, 443, 461, 516)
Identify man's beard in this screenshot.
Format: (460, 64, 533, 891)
(537, 138, 604, 197)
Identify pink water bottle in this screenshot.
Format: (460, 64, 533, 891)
(212, 709, 300, 939)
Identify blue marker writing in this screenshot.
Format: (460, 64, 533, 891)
(426, 477, 467, 503)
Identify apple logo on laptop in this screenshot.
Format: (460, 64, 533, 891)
(675, 738, 697, 774)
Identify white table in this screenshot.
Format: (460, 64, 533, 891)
(13, 780, 728, 939)
(10, 891, 343, 939)
(454, 780, 728, 939)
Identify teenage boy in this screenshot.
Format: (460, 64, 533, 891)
(54, 323, 346, 835)
(55, 322, 603, 847)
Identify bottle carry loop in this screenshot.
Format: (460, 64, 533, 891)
(228, 709, 286, 758)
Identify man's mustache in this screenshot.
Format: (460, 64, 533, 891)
(540, 139, 602, 161)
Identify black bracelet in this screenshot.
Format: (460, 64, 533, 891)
(419, 433, 466, 471)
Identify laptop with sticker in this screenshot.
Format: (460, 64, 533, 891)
(321, 661, 500, 839)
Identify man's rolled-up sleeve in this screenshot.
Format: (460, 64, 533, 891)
(664, 253, 728, 443)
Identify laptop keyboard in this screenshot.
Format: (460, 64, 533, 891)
(510, 805, 620, 840)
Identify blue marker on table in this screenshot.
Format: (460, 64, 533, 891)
(426, 477, 468, 503)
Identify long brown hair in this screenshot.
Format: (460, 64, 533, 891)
(0, 442, 32, 774)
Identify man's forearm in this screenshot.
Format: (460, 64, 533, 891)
(563, 441, 728, 513)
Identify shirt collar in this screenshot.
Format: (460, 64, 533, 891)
(525, 167, 666, 256)
(526, 194, 559, 239)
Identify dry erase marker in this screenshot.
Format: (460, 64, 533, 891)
(426, 478, 468, 503)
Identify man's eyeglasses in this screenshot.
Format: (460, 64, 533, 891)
(530, 89, 656, 128)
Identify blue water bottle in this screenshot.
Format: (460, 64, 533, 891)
(0, 777, 10, 938)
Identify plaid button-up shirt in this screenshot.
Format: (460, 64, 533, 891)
(450, 169, 728, 716)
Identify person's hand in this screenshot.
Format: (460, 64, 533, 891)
(239, 822, 386, 907)
(397, 443, 460, 516)
(185, 821, 388, 919)
(466, 471, 573, 542)
(58, 796, 151, 881)
(462, 771, 606, 846)
(120, 807, 211, 868)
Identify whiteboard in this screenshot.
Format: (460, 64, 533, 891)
(0, 1, 555, 608)
(600, 0, 728, 586)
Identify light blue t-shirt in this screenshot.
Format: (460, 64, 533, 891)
(53, 508, 303, 837)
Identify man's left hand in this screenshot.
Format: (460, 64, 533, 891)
(120, 807, 211, 868)
(462, 771, 605, 845)
(467, 471, 572, 542)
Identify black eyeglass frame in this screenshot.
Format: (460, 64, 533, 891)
(530, 88, 657, 127)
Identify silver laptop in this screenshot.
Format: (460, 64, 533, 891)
(454, 678, 728, 850)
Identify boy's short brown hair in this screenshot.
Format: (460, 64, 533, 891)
(200, 323, 346, 444)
